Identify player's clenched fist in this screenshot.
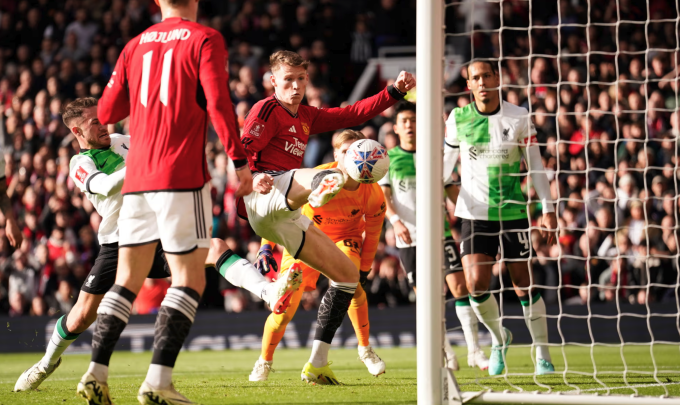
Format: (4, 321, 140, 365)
(235, 166, 255, 197)
(253, 173, 274, 194)
(394, 71, 416, 94)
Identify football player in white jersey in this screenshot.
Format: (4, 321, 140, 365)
(444, 61, 557, 376)
(14, 98, 301, 396)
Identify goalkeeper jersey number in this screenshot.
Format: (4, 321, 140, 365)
(445, 101, 537, 221)
(379, 146, 452, 249)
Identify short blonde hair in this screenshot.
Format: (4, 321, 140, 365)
(333, 129, 365, 150)
(270, 50, 309, 72)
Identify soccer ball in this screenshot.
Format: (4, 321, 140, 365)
(344, 139, 390, 184)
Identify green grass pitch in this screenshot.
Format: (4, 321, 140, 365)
(1, 345, 680, 404)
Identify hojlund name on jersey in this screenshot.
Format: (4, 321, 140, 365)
(284, 137, 306, 157)
(139, 28, 191, 45)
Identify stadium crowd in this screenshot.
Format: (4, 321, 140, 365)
(0, 0, 677, 317)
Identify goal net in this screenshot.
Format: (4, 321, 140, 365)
(417, 0, 680, 403)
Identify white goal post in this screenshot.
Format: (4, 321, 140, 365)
(415, 0, 680, 404)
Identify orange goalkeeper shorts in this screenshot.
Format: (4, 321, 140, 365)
(280, 237, 361, 292)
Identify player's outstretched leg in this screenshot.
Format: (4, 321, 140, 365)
(251, 287, 305, 381)
(14, 291, 99, 392)
(206, 238, 302, 314)
(348, 285, 385, 377)
(287, 168, 346, 210)
(15, 292, 101, 392)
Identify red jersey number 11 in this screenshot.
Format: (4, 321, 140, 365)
(140, 49, 173, 107)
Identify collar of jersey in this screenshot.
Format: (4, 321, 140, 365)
(79, 145, 111, 152)
(397, 146, 416, 154)
(162, 17, 190, 23)
(472, 101, 501, 117)
(273, 95, 298, 118)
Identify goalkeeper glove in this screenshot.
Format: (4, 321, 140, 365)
(360, 270, 370, 289)
(255, 244, 278, 275)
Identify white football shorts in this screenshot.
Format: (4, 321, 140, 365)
(243, 170, 312, 258)
(118, 183, 211, 254)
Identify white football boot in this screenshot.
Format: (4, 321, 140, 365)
(264, 262, 302, 315)
(249, 357, 274, 381)
(358, 346, 386, 377)
(468, 349, 490, 371)
(14, 357, 62, 391)
(308, 169, 345, 208)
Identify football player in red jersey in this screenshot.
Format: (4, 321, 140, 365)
(77, 1, 258, 404)
(239, 50, 415, 385)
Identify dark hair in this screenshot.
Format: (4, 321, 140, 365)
(394, 101, 416, 121)
(62, 97, 98, 127)
(466, 60, 498, 77)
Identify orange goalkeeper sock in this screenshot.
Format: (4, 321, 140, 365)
(260, 287, 302, 361)
(348, 286, 370, 347)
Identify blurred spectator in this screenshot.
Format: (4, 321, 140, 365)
(366, 256, 410, 308)
(135, 278, 170, 315)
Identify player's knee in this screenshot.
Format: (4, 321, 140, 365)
(340, 266, 360, 283)
(351, 287, 366, 307)
(466, 274, 487, 296)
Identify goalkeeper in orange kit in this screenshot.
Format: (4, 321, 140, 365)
(249, 129, 387, 384)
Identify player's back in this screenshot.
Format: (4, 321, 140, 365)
(113, 18, 221, 193)
(301, 162, 383, 241)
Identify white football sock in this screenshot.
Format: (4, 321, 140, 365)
(87, 362, 109, 382)
(469, 293, 504, 347)
(220, 257, 270, 300)
(145, 364, 173, 389)
(456, 304, 480, 352)
(522, 295, 551, 362)
(41, 315, 80, 368)
(309, 340, 331, 368)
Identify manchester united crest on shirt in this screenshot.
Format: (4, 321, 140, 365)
(302, 122, 310, 135)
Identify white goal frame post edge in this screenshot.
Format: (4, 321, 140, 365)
(415, 1, 680, 404)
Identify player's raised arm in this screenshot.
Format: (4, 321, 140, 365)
(198, 30, 253, 195)
(309, 71, 415, 135)
(98, 47, 132, 125)
(519, 117, 556, 245)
